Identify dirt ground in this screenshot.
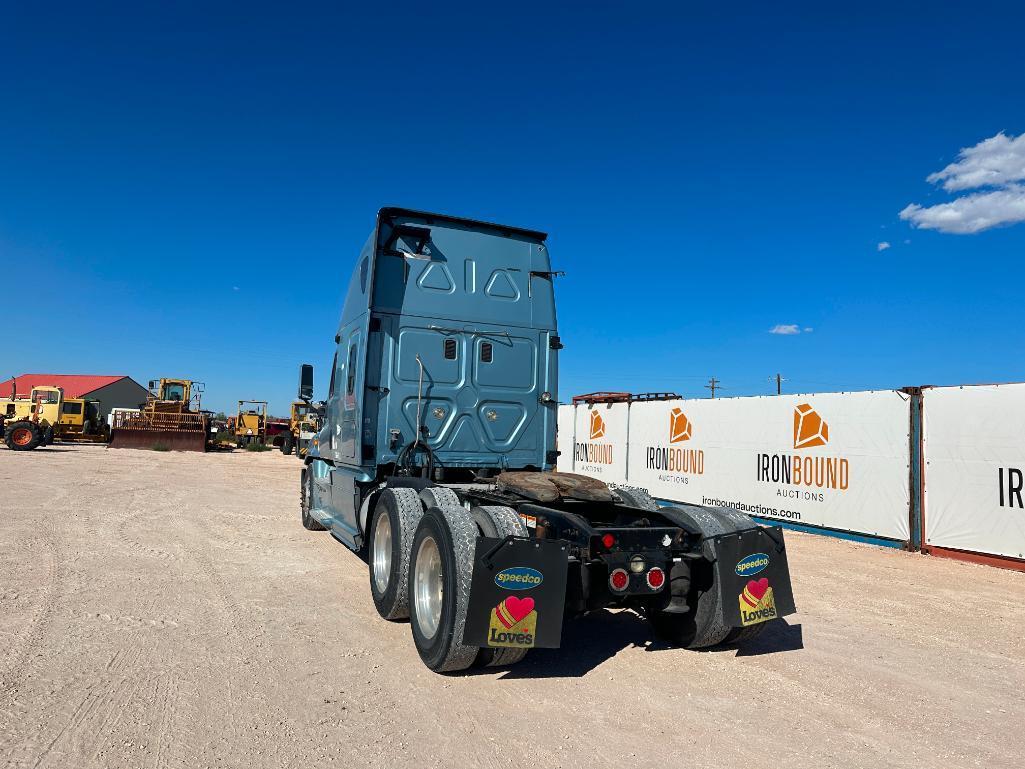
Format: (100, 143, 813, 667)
(1, 445, 1023, 769)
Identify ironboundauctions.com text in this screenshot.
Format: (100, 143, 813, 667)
(702, 496, 802, 521)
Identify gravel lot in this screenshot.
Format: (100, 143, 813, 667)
(1, 444, 1023, 769)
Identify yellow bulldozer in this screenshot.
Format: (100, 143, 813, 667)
(0, 384, 63, 451)
(234, 400, 267, 448)
(109, 378, 212, 452)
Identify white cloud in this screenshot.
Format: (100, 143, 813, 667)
(803, 327, 814, 333)
(900, 185, 1025, 234)
(877, 241, 891, 251)
(926, 132, 1025, 192)
(901, 132, 1025, 234)
(769, 324, 801, 335)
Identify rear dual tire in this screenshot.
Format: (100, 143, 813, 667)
(408, 506, 480, 673)
(367, 490, 528, 673)
(369, 488, 426, 620)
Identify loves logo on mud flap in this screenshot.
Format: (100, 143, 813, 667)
(488, 596, 537, 648)
(739, 577, 777, 627)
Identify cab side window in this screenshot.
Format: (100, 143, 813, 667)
(328, 351, 339, 397)
(346, 342, 358, 397)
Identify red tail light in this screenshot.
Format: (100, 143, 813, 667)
(646, 567, 666, 590)
(609, 568, 629, 592)
(601, 533, 616, 549)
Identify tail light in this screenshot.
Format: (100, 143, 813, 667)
(646, 567, 666, 590)
(600, 533, 616, 549)
(609, 568, 629, 592)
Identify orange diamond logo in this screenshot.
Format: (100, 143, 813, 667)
(669, 407, 692, 443)
(589, 410, 606, 440)
(793, 403, 828, 449)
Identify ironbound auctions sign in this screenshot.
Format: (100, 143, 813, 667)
(624, 392, 911, 541)
(923, 384, 1025, 559)
(565, 402, 629, 485)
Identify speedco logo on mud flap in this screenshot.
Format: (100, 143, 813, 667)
(643, 407, 704, 485)
(488, 596, 537, 648)
(494, 566, 543, 590)
(735, 553, 769, 577)
(575, 410, 613, 467)
(739, 578, 777, 626)
(755, 404, 849, 501)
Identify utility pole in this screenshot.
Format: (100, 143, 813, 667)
(705, 377, 721, 399)
(770, 373, 785, 395)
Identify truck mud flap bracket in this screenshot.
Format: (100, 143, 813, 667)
(462, 537, 569, 650)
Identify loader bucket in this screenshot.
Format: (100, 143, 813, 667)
(109, 411, 208, 452)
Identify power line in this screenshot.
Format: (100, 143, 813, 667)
(705, 377, 722, 399)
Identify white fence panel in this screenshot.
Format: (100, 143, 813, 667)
(625, 391, 911, 540)
(556, 404, 576, 473)
(923, 384, 1025, 559)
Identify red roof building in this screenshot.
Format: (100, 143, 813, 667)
(0, 374, 150, 418)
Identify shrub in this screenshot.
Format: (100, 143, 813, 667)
(245, 441, 272, 452)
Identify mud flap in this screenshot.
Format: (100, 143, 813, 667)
(713, 526, 797, 628)
(462, 537, 569, 650)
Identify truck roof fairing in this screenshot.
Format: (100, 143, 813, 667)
(377, 207, 548, 243)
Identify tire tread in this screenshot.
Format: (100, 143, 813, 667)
(377, 487, 425, 620)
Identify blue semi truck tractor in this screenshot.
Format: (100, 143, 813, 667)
(300, 207, 796, 672)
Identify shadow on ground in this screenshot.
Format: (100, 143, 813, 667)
(3, 446, 81, 453)
(489, 613, 804, 679)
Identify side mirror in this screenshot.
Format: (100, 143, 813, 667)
(148, 380, 156, 389)
(299, 363, 314, 401)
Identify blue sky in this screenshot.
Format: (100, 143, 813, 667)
(2, 2, 1024, 414)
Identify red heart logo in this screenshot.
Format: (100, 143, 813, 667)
(504, 596, 535, 624)
(746, 578, 769, 601)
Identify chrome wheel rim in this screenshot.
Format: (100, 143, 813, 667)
(372, 513, 392, 594)
(414, 535, 443, 639)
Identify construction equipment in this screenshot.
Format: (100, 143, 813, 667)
(280, 400, 319, 458)
(55, 398, 109, 442)
(298, 208, 796, 673)
(234, 400, 267, 448)
(1, 383, 63, 451)
(109, 378, 212, 452)
(280, 368, 320, 458)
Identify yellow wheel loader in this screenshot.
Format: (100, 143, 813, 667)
(235, 400, 267, 448)
(109, 378, 212, 452)
(1, 384, 63, 451)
